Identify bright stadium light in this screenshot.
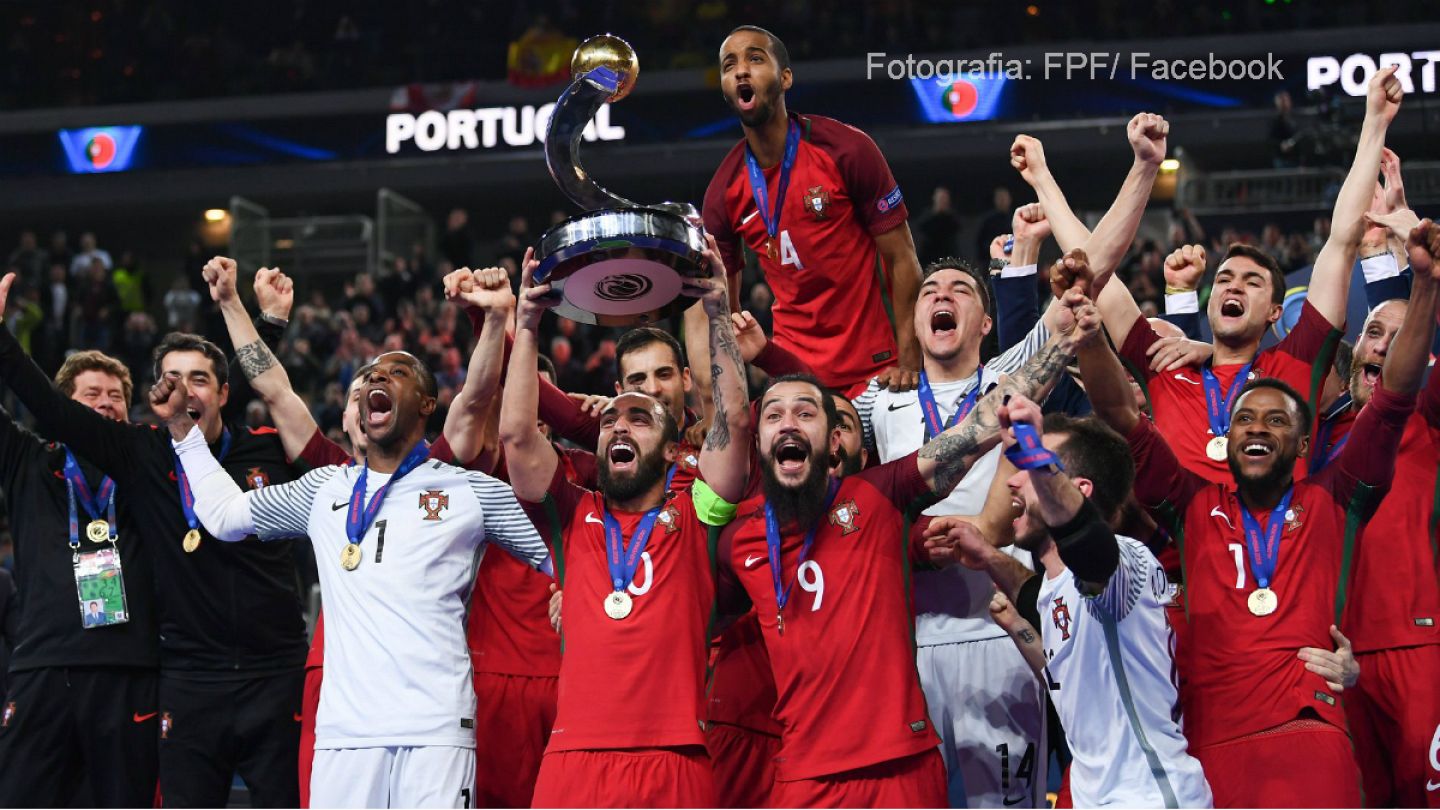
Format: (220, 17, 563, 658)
(1159, 158, 1181, 172)
(204, 208, 228, 222)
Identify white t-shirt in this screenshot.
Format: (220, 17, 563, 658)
(173, 428, 549, 750)
(854, 320, 1047, 645)
(1035, 535, 1212, 808)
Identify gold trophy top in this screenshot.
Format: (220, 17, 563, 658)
(570, 34, 639, 103)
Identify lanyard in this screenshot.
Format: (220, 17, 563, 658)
(346, 440, 430, 547)
(174, 429, 231, 533)
(1200, 360, 1254, 439)
(601, 504, 661, 594)
(1309, 394, 1353, 475)
(1237, 487, 1294, 590)
(744, 120, 801, 244)
(63, 448, 116, 547)
(764, 478, 840, 618)
(918, 368, 984, 440)
(1005, 422, 1065, 471)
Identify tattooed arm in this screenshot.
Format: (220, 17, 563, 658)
(204, 256, 318, 463)
(916, 283, 1099, 496)
(693, 236, 752, 504)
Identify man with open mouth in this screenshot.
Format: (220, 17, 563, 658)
(500, 234, 751, 807)
(1076, 218, 1437, 808)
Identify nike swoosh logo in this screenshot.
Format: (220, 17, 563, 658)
(741, 210, 760, 225)
(887, 401, 914, 411)
(332, 501, 348, 511)
(585, 512, 603, 525)
(1209, 506, 1234, 529)
(1173, 373, 1201, 386)
(745, 554, 765, 568)
(1427, 780, 1440, 792)
(133, 712, 157, 723)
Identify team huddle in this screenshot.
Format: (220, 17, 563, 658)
(1, 24, 1438, 810)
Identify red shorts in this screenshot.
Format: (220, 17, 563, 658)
(1192, 718, 1360, 808)
(531, 746, 714, 808)
(706, 723, 780, 808)
(1345, 644, 1440, 808)
(770, 749, 947, 809)
(472, 672, 558, 808)
(297, 664, 322, 809)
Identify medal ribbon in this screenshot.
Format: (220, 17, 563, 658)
(601, 503, 662, 594)
(744, 120, 801, 247)
(63, 448, 116, 545)
(1308, 393, 1353, 475)
(918, 368, 984, 441)
(1237, 487, 1294, 591)
(764, 477, 840, 617)
(1200, 360, 1254, 441)
(1005, 422, 1066, 471)
(174, 429, 231, 534)
(346, 440, 431, 547)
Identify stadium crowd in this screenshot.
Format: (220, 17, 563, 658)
(0, 23, 1437, 810)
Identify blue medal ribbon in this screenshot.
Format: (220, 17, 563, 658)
(744, 120, 801, 251)
(1200, 360, 1254, 442)
(1237, 487, 1294, 591)
(665, 463, 678, 493)
(1308, 394, 1353, 475)
(1005, 422, 1065, 471)
(917, 369, 984, 441)
(346, 440, 431, 548)
(764, 477, 840, 624)
(601, 503, 662, 595)
(174, 429, 231, 534)
(63, 448, 116, 547)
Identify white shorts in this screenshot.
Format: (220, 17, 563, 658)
(311, 745, 476, 808)
(918, 637, 1047, 808)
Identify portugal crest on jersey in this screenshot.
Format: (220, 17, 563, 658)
(1284, 504, 1305, 533)
(419, 490, 449, 521)
(246, 467, 270, 489)
(829, 499, 860, 535)
(657, 504, 680, 534)
(1052, 595, 1073, 641)
(805, 185, 832, 219)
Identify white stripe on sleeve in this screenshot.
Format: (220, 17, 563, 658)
(249, 466, 338, 541)
(468, 472, 552, 575)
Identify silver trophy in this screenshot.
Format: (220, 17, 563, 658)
(533, 35, 709, 326)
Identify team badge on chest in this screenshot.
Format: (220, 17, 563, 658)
(419, 490, 449, 521)
(246, 467, 270, 489)
(805, 185, 832, 220)
(829, 498, 860, 535)
(1283, 504, 1305, 533)
(1052, 595, 1073, 640)
(657, 505, 680, 534)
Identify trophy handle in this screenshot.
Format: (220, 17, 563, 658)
(545, 67, 640, 212)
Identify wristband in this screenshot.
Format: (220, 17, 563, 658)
(999, 263, 1038, 279)
(1360, 252, 1401, 284)
(1164, 290, 1199, 314)
(259, 311, 289, 328)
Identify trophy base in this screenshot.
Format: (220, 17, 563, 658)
(534, 207, 709, 326)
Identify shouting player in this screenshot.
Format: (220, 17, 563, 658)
(500, 235, 751, 807)
(160, 349, 550, 808)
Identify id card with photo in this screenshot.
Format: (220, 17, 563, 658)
(74, 546, 129, 629)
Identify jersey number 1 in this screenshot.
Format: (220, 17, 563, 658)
(373, 520, 388, 564)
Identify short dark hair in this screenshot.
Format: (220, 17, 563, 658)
(1221, 244, 1286, 305)
(760, 373, 838, 432)
(615, 327, 686, 378)
(1232, 377, 1313, 436)
(727, 25, 790, 71)
(1042, 413, 1135, 521)
(152, 333, 228, 388)
(923, 257, 993, 318)
(536, 353, 558, 382)
(1332, 339, 1354, 383)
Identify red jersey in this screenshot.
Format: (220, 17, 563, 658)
(1127, 385, 1414, 749)
(704, 112, 909, 391)
(524, 463, 716, 753)
(706, 610, 782, 736)
(298, 429, 460, 669)
(721, 454, 939, 780)
(1120, 300, 1340, 485)
(1325, 372, 1440, 654)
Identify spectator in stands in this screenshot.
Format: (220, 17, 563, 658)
(7, 231, 46, 288)
(916, 186, 962, 264)
(1271, 90, 1299, 168)
(68, 232, 112, 278)
(119, 312, 158, 393)
(111, 250, 149, 314)
(46, 232, 72, 274)
(1261, 224, 1286, 266)
(441, 208, 474, 267)
(71, 257, 120, 351)
(975, 185, 1014, 260)
(161, 274, 203, 332)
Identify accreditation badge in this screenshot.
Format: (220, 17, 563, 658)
(74, 545, 130, 629)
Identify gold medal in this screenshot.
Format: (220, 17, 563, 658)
(765, 237, 777, 260)
(1247, 587, 1278, 617)
(1206, 435, 1228, 462)
(182, 529, 201, 553)
(86, 519, 111, 544)
(340, 543, 362, 571)
(603, 591, 632, 620)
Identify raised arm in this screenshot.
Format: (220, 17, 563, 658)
(1306, 66, 1404, 327)
(442, 266, 514, 467)
(688, 235, 752, 504)
(498, 248, 561, 503)
(1387, 220, 1440, 398)
(204, 257, 315, 462)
